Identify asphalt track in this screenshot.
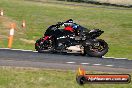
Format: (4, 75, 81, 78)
(0, 48, 132, 73)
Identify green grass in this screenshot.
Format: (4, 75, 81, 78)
(0, 67, 131, 88)
(0, 0, 132, 59)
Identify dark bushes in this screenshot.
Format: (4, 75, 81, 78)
(58, 0, 132, 8)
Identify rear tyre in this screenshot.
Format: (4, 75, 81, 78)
(85, 39, 108, 57)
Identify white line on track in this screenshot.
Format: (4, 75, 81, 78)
(32, 51, 38, 52)
(21, 50, 33, 52)
(0, 48, 10, 49)
(102, 56, 115, 58)
(102, 56, 128, 60)
(93, 64, 102, 66)
(11, 49, 24, 51)
(80, 63, 89, 65)
(114, 58, 127, 59)
(66, 62, 76, 64)
(105, 65, 114, 67)
(0, 48, 35, 52)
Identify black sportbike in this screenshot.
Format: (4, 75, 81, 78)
(35, 22, 108, 57)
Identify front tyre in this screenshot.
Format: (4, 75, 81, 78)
(35, 41, 44, 53)
(85, 39, 108, 57)
(35, 39, 43, 53)
(35, 38, 54, 53)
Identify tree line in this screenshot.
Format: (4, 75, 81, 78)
(57, 0, 132, 8)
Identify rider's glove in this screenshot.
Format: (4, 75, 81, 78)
(57, 22, 64, 26)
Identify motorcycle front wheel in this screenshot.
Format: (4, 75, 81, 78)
(35, 39, 54, 53)
(85, 39, 108, 57)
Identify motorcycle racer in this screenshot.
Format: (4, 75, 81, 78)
(35, 19, 108, 57)
(63, 19, 84, 37)
(44, 19, 86, 49)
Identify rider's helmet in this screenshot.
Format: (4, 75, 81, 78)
(64, 19, 74, 27)
(65, 19, 74, 23)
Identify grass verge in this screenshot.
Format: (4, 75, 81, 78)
(0, 67, 131, 88)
